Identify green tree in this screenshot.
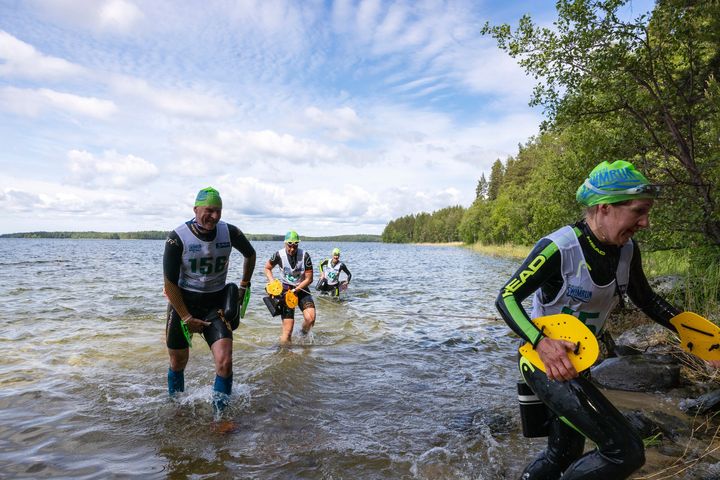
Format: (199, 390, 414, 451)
(475, 174, 489, 200)
(487, 159, 505, 201)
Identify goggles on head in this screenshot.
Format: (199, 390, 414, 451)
(582, 179, 660, 197)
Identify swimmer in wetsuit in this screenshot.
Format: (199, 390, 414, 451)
(495, 160, 719, 479)
(264, 230, 316, 344)
(316, 248, 352, 296)
(163, 187, 256, 414)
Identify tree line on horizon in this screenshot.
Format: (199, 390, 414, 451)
(382, 0, 720, 273)
(0, 231, 382, 242)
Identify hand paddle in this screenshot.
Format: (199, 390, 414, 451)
(519, 313, 599, 373)
(240, 284, 251, 318)
(266, 279, 282, 296)
(670, 312, 720, 361)
(285, 289, 299, 309)
(180, 320, 193, 348)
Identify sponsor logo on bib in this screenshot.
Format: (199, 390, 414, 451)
(566, 284, 592, 303)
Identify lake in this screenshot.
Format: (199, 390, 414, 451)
(0, 238, 541, 479)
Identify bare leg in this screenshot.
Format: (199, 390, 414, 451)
(168, 347, 189, 371)
(280, 317, 295, 344)
(210, 338, 232, 377)
(301, 306, 316, 335)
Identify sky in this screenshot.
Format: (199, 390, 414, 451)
(0, 0, 654, 236)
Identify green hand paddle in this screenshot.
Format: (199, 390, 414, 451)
(180, 319, 193, 348)
(519, 313, 599, 373)
(240, 283, 251, 319)
(670, 312, 720, 361)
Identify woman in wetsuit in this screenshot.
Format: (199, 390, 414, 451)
(495, 160, 717, 479)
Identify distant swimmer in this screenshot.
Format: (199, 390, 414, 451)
(163, 187, 255, 415)
(263, 231, 316, 344)
(316, 247, 351, 296)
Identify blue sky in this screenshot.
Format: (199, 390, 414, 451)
(0, 0, 654, 236)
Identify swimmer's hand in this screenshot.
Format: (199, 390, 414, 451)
(183, 316, 211, 333)
(536, 337, 579, 381)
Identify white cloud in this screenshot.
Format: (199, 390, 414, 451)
(26, 0, 144, 33)
(0, 30, 86, 80)
(176, 129, 341, 166)
(304, 106, 363, 141)
(0, 86, 117, 118)
(98, 0, 144, 31)
(66, 149, 160, 188)
(108, 75, 236, 119)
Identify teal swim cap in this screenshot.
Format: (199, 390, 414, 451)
(195, 187, 222, 208)
(332, 248, 340, 256)
(284, 231, 300, 243)
(576, 160, 658, 206)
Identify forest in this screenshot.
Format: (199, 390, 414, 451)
(382, 0, 720, 275)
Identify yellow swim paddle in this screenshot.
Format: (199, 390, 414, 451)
(284, 289, 298, 309)
(670, 312, 720, 361)
(519, 313, 600, 373)
(265, 279, 283, 296)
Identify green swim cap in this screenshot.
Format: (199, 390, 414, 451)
(195, 187, 222, 208)
(284, 230, 300, 243)
(332, 248, 340, 256)
(576, 160, 658, 206)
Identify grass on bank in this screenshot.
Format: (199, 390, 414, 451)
(466, 242, 531, 260)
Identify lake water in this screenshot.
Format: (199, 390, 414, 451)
(0, 238, 543, 479)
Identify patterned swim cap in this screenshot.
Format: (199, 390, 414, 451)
(576, 160, 657, 206)
(195, 187, 222, 208)
(284, 231, 300, 242)
(332, 248, 340, 256)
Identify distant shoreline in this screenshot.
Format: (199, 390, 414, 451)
(412, 241, 463, 247)
(0, 231, 383, 242)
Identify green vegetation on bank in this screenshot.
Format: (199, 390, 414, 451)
(0, 231, 381, 242)
(381, 206, 465, 243)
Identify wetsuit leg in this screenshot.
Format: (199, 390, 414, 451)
(520, 417, 585, 479)
(201, 309, 233, 347)
(520, 357, 645, 480)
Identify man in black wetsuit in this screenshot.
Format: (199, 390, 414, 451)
(163, 187, 255, 414)
(495, 160, 719, 479)
(316, 247, 352, 296)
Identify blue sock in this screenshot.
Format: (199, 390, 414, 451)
(212, 374, 232, 413)
(168, 368, 184, 396)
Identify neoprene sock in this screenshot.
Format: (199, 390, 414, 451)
(212, 374, 232, 412)
(168, 368, 184, 396)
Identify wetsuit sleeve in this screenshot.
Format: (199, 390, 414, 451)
(495, 238, 562, 346)
(626, 241, 679, 332)
(228, 224, 256, 285)
(268, 251, 280, 268)
(162, 231, 192, 321)
(319, 259, 328, 272)
(304, 252, 313, 271)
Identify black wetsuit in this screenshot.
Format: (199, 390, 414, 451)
(164, 220, 255, 348)
(495, 220, 679, 480)
(316, 258, 352, 295)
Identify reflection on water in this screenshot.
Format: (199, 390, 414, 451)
(0, 238, 535, 479)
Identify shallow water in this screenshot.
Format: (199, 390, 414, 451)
(0, 238, 588, 478)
